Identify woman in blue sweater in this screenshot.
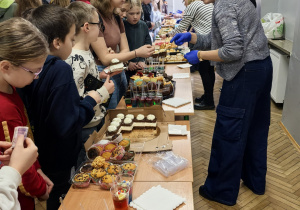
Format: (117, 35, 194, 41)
(171, 0, 272, 206)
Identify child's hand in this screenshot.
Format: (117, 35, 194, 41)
(136, 45, 155, 58)
(103, 75, 115, 94)
(99, 70, 109, 79)
(37, 169, 54, 194)
(9, 135, 38, 175)
(38, 186, 49, 201)
(0, 142, 12, 166)
(137, 62, 146, 69)
(128, 62, 138, 71)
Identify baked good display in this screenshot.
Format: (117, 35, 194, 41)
(86, 144, 104, 160)
(121, 163, 137, 176)
(72, 173, 91, 188)
(90, 168, 106, 183)
(91, 156, 106, 169)
(80, 163, 93, 173)
(111, 145, 125, 160)
(107, 164, 121, 175)
(106, 125, 118, 136)
(118, 139, 130, 151)
(100, 174, 119, 190)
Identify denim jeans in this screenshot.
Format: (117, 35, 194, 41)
(202, 56, 273, 205)
(97, 65, 128, 110)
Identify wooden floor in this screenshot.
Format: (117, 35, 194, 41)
(190, 71, 300, 209)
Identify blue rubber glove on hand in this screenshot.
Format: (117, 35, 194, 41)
(184, 50, 200, 65)
(170, 32, 191, 46)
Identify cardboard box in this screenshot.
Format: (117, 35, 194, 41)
(85, 106, 174, 152)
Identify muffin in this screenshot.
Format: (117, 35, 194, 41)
(80, 163, 93, 173)
(111, 146, 125, 160)
(104, 143, 117, 151)
(72, 173, 91, 188)
(121, 163, 137, 176)
(101, 151, 112, 160)
(100, 174, 119, 190)
(107, 164, 121, 175)
(118, 139, 130, 151)
(87, 145, 103, 160)
(91, 156, 106, 169)
(90, 168, 106, 183)
(102, 161, 111, 170)
(106, 125, 118, 136)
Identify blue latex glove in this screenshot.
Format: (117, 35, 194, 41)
(176, 19, 182, 24)
(170, 32, 191, 46)
(184, 50, 200, 65)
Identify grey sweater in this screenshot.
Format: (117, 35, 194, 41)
(193, 0, 269, 81)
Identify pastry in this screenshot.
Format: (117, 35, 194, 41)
(104, 143, 117, 151)
(90, 168, 106, 183)
(133, 114, 145, 128)
(100, 174, 118, 190)
(80, 164, 93, 173)
(119, 139, 130, 151)
(145, 114, 157, 128)
(117, 113, 125, 120)
(110, 121, 120, 129)
(107, 164, 121, 175)
(112, 118, 122, 123)
(111, 145, 125, 160)
(106, 125, 118, 136)
(109, 58, 124, 72)
(101, 151, 112, 160)
(121, 118, 133, 132)
(73, 173, 90, 188)
(121, 163, 137, 176)
(87, 145, 103, 160)
(91, 156, 106, 168)
(125, 114, 134, 120)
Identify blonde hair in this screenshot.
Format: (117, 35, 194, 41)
(50, 0, 70, 7)
(0, 18, 49, 66)
(67, 2, 98, 34)
(129, 0, 141, 8)
(15, 0, 42, 17)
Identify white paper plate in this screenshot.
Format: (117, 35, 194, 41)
(162, 97, 191, 108)
(172, 73, 190, 79)
(168, 124, 188, 135)
(177, 64, 192, 69)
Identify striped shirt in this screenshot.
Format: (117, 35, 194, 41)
(168, 1, 213, 36)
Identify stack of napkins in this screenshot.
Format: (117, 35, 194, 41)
(177, 64, 192, 69)
(162, 97, 191, 108)
(168, 124, 188, 135)
(130, 185, 186, 210)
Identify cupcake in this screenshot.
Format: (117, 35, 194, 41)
(87, 144, 104, 160)
(121, 151, 135, 161)
(116, 113, 125, 120)
(72, 173, 91, 188)
(118, 139, 130, 151)
(145, 114, 157, 128)
(102, 161, 111, 170)
(91, 156, 106, 169)
(111, 146, 125, 160)
(107, 164, 121, 175)
(125, 114, 134, 120)
(90, 168, 106, 183)
(121, 163, 137, 176)
(100, 174, 119, 190)
(121, 118, 133, 132)
(80, 163, 93, 173)
(106, 125, 118, 136)
(101, 151, 112, 160)
(104, 143, 117, 151)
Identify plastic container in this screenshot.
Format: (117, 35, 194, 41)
(111, 146, 125, 160)
(118, 139, 130, 151)
(121, 162, 138, 176)
(72, 173, 91, 188)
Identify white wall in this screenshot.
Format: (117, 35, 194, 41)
(168, 0, 186, 14)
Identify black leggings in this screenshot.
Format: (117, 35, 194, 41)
(194, 60, 215, 105)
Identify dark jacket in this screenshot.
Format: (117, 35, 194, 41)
(124, 20, 152, 62)
(141, 3, 152, 28)
(18, 55, 96, 174)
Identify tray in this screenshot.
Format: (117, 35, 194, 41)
(164, 61, 187, 64)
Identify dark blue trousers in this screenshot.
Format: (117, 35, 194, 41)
(202, 56, 273, 205)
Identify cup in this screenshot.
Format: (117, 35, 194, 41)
(117, 174, 134, 204)
(110, 184, 129, 210)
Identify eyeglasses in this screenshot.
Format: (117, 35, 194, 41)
(81, 22, 101, 28)
(20, 65, 43, 79)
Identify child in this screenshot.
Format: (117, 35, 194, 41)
(0, 136, 38, 210)
(66, 1, 115, 166)
(123, 0, 152, 82)
(19, 5, 103, 210)
(0, 17, 50, 210)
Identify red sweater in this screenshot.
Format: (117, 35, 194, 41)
(0, 88, 47, 210)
